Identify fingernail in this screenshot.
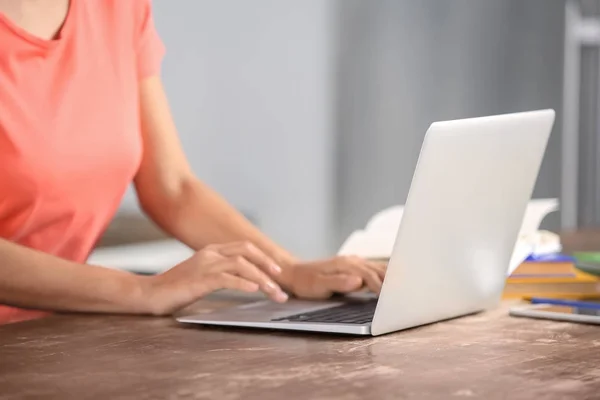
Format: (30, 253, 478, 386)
(271, 264, 282, 274)
(276, 292, 289, 302)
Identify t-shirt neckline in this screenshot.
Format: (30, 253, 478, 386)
(0, 0, 76, 48)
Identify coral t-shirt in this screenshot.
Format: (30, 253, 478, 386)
(0, 0, 165, 323)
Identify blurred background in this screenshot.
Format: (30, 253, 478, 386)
(113, 0, 600, 260)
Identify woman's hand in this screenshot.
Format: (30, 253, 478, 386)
(143, 241, 289, 315)
(281, 256, 387, 299)
(141, 241, 386, 315)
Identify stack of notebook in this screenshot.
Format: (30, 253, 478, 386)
(503, 254, 600, 300)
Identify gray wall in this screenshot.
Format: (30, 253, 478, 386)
(120, 0, 568, 257)
(579, 0, 600, 226)
(334, 0, 565, 245)
(120, 0, 337, 258)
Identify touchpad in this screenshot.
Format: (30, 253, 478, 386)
(222, 299, 345, 321)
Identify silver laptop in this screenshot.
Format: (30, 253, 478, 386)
(177, 109, 555, 336)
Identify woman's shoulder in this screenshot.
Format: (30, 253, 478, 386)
(82, 0, 159, 45)
(85, 0, 155, 30)
(89, 0, 153, 15)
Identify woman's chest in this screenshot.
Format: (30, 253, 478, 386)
(0, 76, 141, 175)
(0, 54, 142, 201)
(0, 2, 145, 202)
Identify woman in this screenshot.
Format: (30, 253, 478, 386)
(0, 0, 385, 323)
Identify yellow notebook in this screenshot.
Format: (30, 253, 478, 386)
(502, 282, 600, 297)
(503, 268, 600, 299)
(506, 269, 600, 284)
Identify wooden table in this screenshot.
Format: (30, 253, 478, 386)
(2, 230, 600, 399)
(1, 293, 600, 400)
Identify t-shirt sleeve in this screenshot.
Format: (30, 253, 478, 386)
(135, 0, 165, 80)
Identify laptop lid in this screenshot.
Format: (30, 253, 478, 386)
(371, 109, 555, 336)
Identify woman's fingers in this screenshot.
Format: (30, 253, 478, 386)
(321, 274, 363, 294)
(352, 263, 383, 294)
(207, 241, 282, 276)
(220, 256, 288, 303)
(193, 245, 385, 304)
(369, 260, 388, 281)
(324, 256, 384, 294)
(217, 273, 261, 293)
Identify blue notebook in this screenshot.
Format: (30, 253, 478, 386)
(524, 253, 574, 262)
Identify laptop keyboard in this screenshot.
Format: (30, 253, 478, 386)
(271, 300, 377, 325)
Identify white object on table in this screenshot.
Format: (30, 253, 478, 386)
(338, 198, 560, 276)
(88, 240, 193, 274)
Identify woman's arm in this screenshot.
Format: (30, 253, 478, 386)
(134, 77, 386, 297)
(0, 236, 290, 315)
(133, 77, 298, 269)
(0, 238, 149, 313)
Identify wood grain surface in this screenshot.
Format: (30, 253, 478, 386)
(2, 229, 600, 399)
(1, 293, 600, 400)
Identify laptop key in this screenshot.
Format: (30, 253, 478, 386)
(272, 300, 377, 325)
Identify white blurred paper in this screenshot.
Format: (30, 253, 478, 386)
(507, 241, 534, 275)
(338, 198, 560, 276)
(365, 206, 404, 235)
(337, 230, 396, 259)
